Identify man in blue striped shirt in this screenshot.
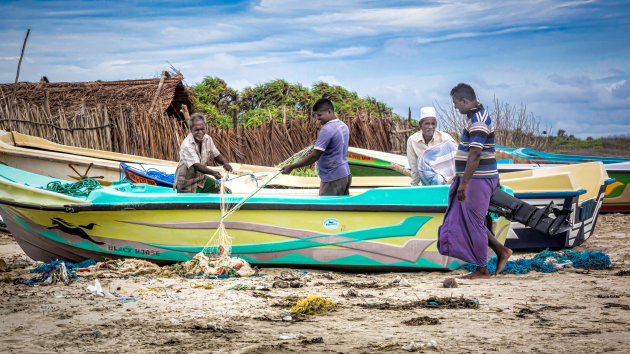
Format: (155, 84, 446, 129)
(438, 83, 512, 279)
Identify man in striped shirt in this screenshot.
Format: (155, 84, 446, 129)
(438, 83, 512, 279)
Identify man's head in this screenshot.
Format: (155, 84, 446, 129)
(312, 98, 336, 125)
(419, 106, 437, 140)
(188, 113, 207, 142)
(450, 83, 478, 114)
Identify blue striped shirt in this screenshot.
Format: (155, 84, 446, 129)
(455, 105, 498, 179)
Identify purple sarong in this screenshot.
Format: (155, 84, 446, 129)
(438, 176, 499, 266)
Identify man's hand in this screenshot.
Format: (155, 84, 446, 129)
(223, 163, 233, 172)
(281, 165, 293, 174)
(457, 181, 468, 201)
(211, 171, 222, 180)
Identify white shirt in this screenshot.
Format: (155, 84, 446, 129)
(406, 130, 456, 186)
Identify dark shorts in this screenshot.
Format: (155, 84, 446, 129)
(320, 175, 352, 196)
(195, 176, 216, 193)
(195, 176, 231, 194)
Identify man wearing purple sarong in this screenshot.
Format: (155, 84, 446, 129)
(438, 83, 512, 279)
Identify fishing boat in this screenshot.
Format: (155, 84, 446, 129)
(346, 145, 629, 214)
(495, 145, 630, 165)
(500, 162, 613, 249)
(497, 161, 630, 214)
(600, 162, 630, 212)
(120, 161, 411, 192)
(122, 152, 611, 249)
(0, 130, 272, 185)
(243, 162, 611, 250)
(0, 164, 513, 270)
(347, 146, 409, 176)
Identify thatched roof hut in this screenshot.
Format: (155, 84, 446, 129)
(0, 71, 193, 119)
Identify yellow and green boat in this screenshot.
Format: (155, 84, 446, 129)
(0, 164, 512, 270)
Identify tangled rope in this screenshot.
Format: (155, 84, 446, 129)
(290, 295, 335, 314)
(18, 255, 258, 286)
(44, 179, 102, 197)
(460, 249, 611, 274)
(200, 144, 315, 257)
(18, 259, 96, 285)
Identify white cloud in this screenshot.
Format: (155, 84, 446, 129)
(413, 26, 551, 45)
(44, 9, 109, 16)
(254, 0, 360, 13)
(315, 75, 342, 86)
(0, 0, 628, 139)
(609, 80, 630, 99)
(297, 46, 370, 58)
(230, 79, 255, 90)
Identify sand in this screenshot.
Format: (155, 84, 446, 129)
(1, 214, 629, 353)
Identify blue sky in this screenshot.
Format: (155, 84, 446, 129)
(1, 0, 629, 138)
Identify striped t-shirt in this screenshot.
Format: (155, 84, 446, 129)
(455, 105, 498, 178)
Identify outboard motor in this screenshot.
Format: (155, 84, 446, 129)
(488, 187, 571, 236)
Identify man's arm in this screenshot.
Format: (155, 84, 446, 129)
(214, 153, 233, 172)
(281, 150, 323, 174)
(457, 146, 481, 201)
(193, 163, 222, 179)
(407, 139, 420, 186)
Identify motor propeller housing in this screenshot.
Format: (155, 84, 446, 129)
(488, 187, 571, 236)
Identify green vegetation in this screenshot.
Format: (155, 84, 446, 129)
(191, 77, 398, 128)
(549, 135, 605, 150)
(545, 135, 630, 157)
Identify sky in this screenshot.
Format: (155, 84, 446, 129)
(1, 0, 629, 138)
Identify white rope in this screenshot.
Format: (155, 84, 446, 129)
(201, 144, 315, 257)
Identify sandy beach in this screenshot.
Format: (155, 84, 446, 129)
(0, 214, 629, 353)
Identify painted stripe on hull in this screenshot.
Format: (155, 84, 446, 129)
(0, 198, 446, 214)
(0, 206, 477, 270)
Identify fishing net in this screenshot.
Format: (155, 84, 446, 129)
(80, 254, 257, 279)
(43, 178, 102, 197)
(24, 145, 316, 285)
(460, 249, 611, 274)
(17, 259, 96, 285)
(194, 145, 315, 271)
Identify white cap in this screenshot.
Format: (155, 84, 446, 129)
(420, 106, 436, 120)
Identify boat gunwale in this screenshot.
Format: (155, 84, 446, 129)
(0, 197, 448, 213)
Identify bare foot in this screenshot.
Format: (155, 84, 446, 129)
(460, 266, 491, 279)
(494, 247, 513, 275)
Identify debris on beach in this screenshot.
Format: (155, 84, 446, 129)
(272, 270, 309, 288)
(402, 340, 438, 352)
(342, 287, 358, 297)
(603, 303, 630, 310)
(290, 294, 335, 314)
(461, 249, 611, 274)
(337, 280, 382, 289)
(360, 296, 479, 310)
(390, 275, 410, 287)
(15, 252, 259, 286)
(18, 259, 96, 286)
(278, 333, 305, 340)
(443, 277, 458, 288)
(402, 316, 440, 326)
(301, 337, 324, 344)
(253, 310, 306, 323)
(273, 280, 289, 288)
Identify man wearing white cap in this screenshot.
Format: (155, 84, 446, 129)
(406, 106, 456, 186)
